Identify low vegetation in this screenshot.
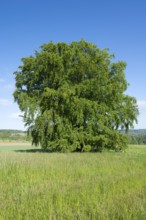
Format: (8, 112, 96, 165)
(0, 145, 146, 219)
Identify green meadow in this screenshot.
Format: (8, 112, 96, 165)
(0, 145, 146, 219)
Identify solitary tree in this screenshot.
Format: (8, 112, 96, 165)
(13, 40, 139, 152)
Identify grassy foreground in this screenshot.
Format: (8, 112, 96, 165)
(0, 145, 146, 219)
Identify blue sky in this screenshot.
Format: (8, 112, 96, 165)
(0, 0, 146, 130)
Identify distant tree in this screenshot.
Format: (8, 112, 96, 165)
(13, 40, 139, 151)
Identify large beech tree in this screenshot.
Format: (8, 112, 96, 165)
(13, 40, 139, 151)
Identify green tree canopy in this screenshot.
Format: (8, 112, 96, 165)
(13, 40, 139, 152)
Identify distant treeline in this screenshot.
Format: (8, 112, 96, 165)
(127, 129, 146, 134)
(0, 129, 25, 134)
(0, 130, 30, 142)
(127, 133, 146, 145)
(121, 129, 146, 145)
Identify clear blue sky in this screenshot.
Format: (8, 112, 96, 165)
(0, 0, 146, 130)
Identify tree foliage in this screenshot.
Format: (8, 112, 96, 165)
(13, 40, 139, 151)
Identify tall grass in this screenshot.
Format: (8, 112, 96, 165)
(0, 145, 146, 219)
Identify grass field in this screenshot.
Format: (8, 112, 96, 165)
(0, 144, 146, 219)
(0, 142, 36, 151)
